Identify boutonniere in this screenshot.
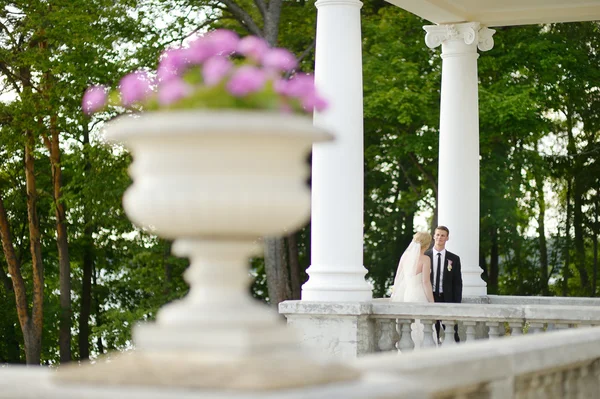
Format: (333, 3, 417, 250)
(447, 260, 453, 272)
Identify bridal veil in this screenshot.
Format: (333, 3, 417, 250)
(390, 241, 421, 302)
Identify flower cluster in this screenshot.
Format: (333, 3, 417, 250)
(82, 30, 327, 115)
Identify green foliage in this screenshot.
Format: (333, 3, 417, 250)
(361, 6, 440, 296)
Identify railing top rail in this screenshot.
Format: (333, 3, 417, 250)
(280, 300, 600, 323)
(372, 301, 600, 323)
(476, 295, 600, 307)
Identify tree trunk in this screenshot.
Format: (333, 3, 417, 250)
(24, 134, 44, 364)
(78, 125, 93, 360)
(479, 251, 488, 285)
(514, 237, 523, 294)
(566, 110, 590, 294)
(263, 0, 282, 45)
(93, 263, 104, 355)
(489, 227, 499, 294)
(44, 115, 72, 364)
(535, 174, 549, 296)
(78, 224, 93, 360)
(562, 179, 572, 297)
(263, 237, 291, 307)
(0, 192, 31, 361)
(593, 186, 599, 296)
(286, 233, 301, 300)
(572, 178, 589, 292)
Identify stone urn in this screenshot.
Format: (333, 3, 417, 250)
(58, 110, 359, 390)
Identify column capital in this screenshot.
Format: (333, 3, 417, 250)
(423, 22, 495, 52)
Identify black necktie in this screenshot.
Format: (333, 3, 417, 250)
(435, 253, 441, 296)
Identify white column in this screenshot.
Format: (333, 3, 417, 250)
(302, 0, 372, 301)
(423, 22, 495, 296)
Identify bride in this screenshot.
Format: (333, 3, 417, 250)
(390, 232, 435, 303)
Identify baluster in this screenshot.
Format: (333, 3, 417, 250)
(509, 321, 524, 336)
(563, 368, 578, 397)
(543, 373, 562, 398)
(463, 321, 477, 342)
(421, 319, 436, 348)
(529, 322, 545, 334)
(486, 321, 502, 339)
(515, 377, 527, 399)
(396, 319, 414, 353)
(578, 365, 591, 398)
(591, 360, 600, 394)
(529, 375, 544, 399)
(410, 319, 425, 348)
(377, 319, 397, 352)
(442, 320, 457, 347)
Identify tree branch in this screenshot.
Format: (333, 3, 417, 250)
(408, 152, 437, 198)
(253, 0, 267, 19)
(219, 0, 263, 37)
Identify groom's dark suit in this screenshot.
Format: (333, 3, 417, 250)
(426, 248, 463, 342)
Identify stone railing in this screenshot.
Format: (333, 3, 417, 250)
(355, 326, 600, 399)
(279, 298, 600, 358)
(372, 300, 600, 352)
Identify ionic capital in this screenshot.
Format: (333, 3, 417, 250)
(423, 22, 495, 52)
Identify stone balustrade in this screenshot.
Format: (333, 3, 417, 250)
(280, 298, 600, 357)
(355, 325, 600, 398)
(372, 300, 600, 351)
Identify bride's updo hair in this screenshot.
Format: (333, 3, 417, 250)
(413, 231, 432, 250)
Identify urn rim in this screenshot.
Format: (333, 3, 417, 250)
(104, 109, 334, 143)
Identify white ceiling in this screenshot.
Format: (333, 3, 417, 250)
(386, 0, 600, 27)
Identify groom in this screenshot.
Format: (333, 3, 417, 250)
(426, 226, 463, 343)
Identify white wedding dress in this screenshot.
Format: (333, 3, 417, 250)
(390, 242, 429, 303)
(390, 241, 433, 349)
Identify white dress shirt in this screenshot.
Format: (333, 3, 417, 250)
(432, 248, 446, 294)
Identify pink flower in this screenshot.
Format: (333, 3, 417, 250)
(226, 66, 267, 96)
(202, 56, 233, 86)
(262, 48, 298, 72)
(157, 49, 188, 82)
(82, 85, 107, 114)
(207, 29, 239, 55)
(158, 78, 192, 105)
(273, 79, 290, 95)
(284, 73, 315, 97)
(186, 35, 215, 64)
(119, 71, 153, 106)
(301, 92, 328, 112)
(275, 74, 328, 111)
(237, 36, 269, 61)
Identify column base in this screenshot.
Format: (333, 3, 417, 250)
(462, 267, 488, 296)
(301, 266, 373, 301)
